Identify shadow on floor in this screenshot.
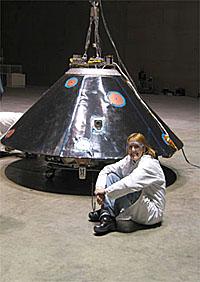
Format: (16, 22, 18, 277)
(116, 220, 162, 233)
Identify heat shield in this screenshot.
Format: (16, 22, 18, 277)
(1, 68, 183, 159)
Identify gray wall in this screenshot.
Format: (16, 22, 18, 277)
(1, 1, 199, 97)
(123, 1, 199, 97)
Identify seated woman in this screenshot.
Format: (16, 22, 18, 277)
(89, 132, 166, 235)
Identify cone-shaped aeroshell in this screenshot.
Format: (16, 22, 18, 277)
(1, 68, 183, 158)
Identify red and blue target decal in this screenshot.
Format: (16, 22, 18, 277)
(107, 91, 126, 107)
(162, 134, 170, 146)
(162, 133, 178, 151)
(5, 129, 15, 138)
(65, 77, 78, 88)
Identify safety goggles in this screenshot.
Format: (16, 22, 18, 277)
(126, 142, 144, 150)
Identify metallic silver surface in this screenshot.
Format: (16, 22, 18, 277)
(66, 68, 121, 76)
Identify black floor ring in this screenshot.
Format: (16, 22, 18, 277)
(5, 157, 177, 196)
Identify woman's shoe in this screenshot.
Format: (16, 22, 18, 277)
(94, 216, 117, 235)
(88, 209, 101, 222)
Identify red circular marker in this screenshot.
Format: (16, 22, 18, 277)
(67, 78, 76, 86)
(5, 129, 15, 138)
(107, 91, 126, 107)
(65, 77, 78, 88)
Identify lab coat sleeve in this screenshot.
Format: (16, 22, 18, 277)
(95, 157, 127, 189)
(105, 157, 165, 200)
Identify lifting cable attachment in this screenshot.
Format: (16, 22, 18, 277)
(83, 0, 101, 61)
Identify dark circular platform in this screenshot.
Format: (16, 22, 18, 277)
(5, 157, 177, 196)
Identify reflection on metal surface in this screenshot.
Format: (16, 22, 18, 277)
(65, 68, 120, 76)
(75, 138, 91, 153)
(1, 67, 183, 160)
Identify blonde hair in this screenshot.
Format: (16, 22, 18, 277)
(126, 133, 156, 159)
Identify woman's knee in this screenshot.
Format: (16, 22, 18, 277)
(106, 173, 121, 187)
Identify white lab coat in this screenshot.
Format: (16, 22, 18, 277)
(95, 154, 166, 225)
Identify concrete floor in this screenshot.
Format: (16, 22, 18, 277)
(0, 86, 200, 282)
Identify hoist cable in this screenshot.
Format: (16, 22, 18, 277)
(99, 0, 137, 89)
